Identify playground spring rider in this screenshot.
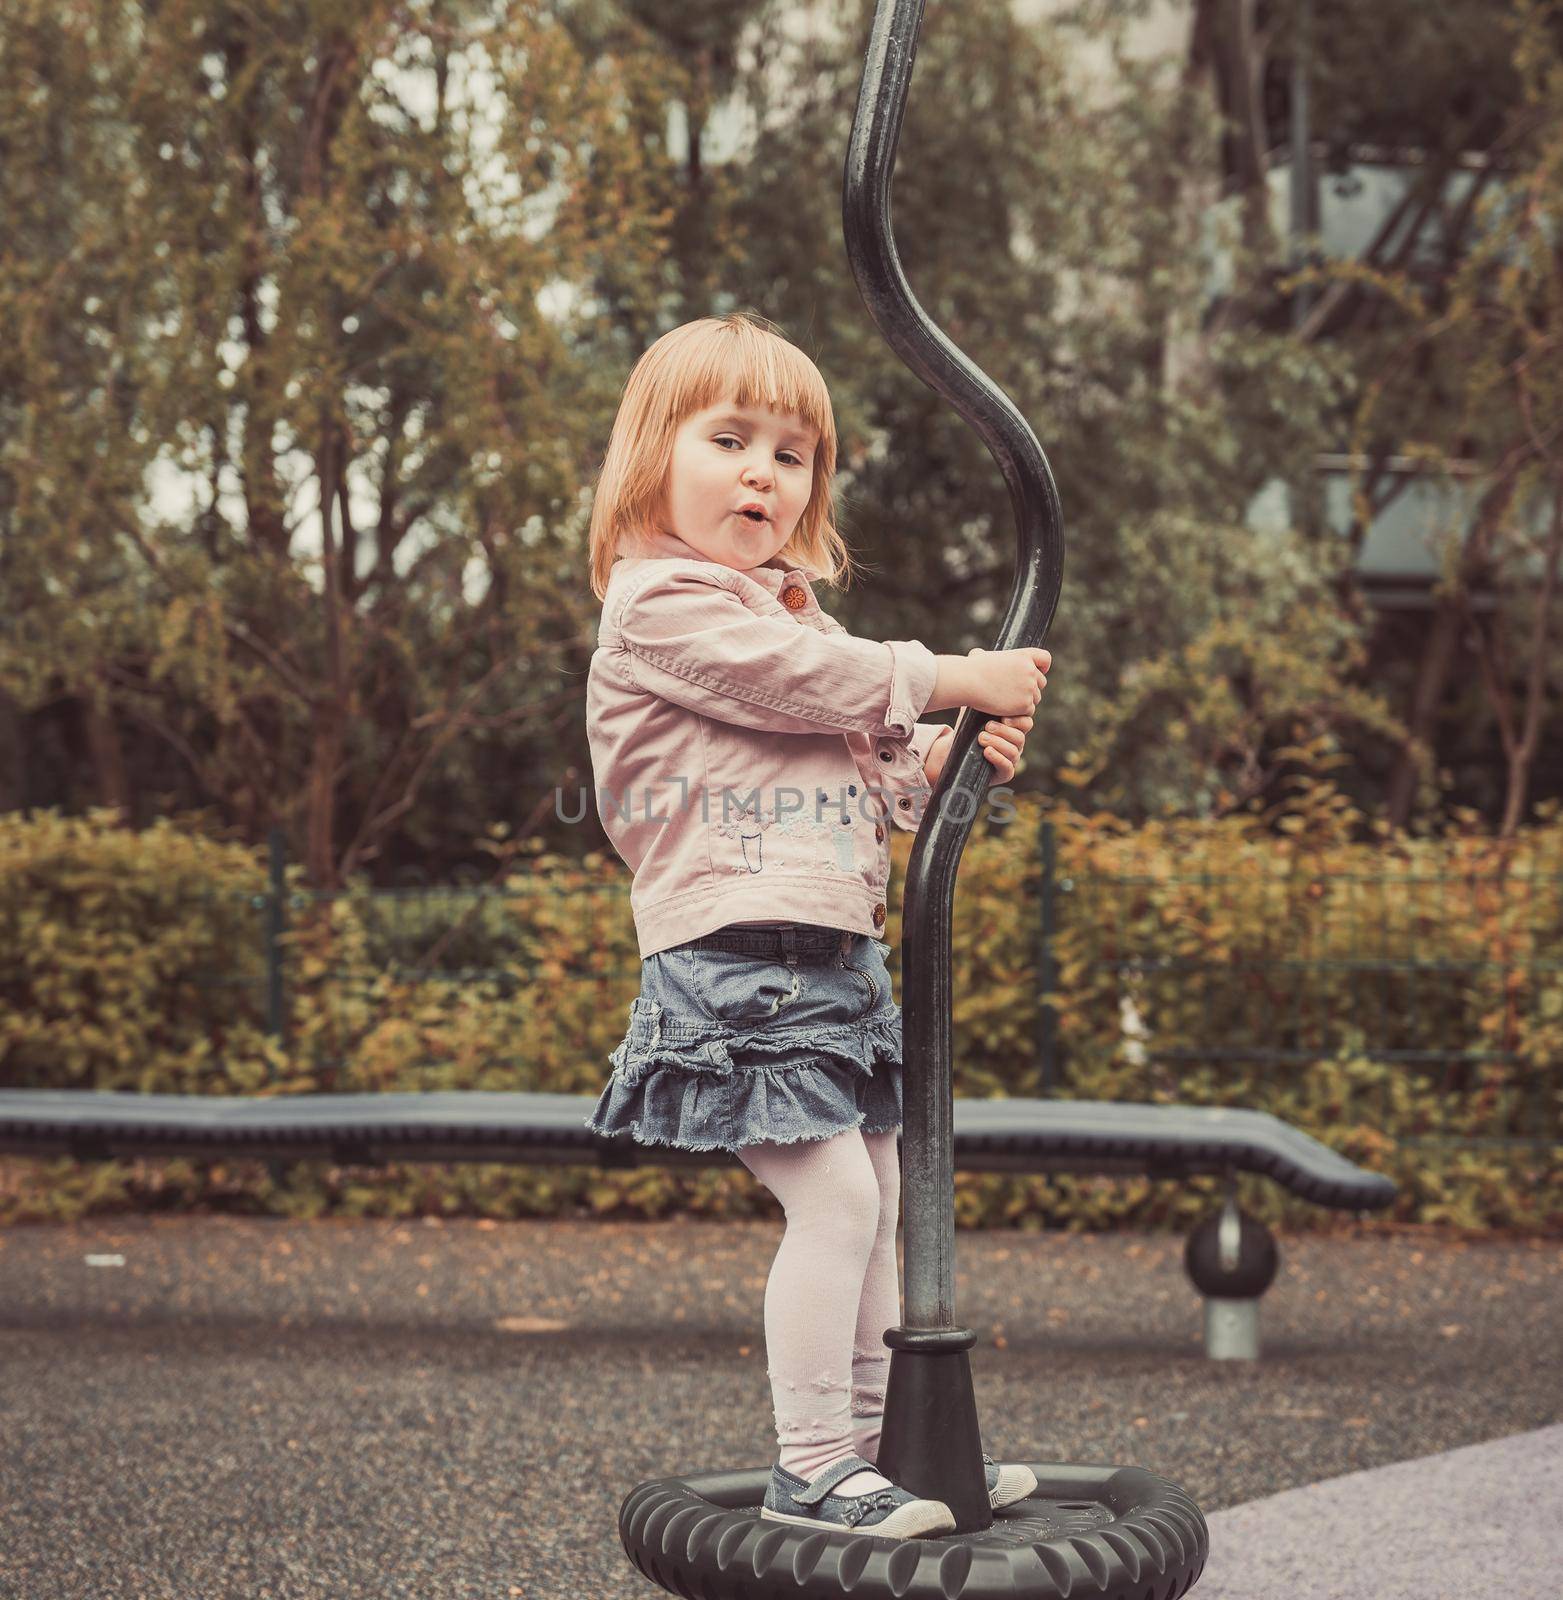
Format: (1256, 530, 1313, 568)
(614, 3, 1211, 1596)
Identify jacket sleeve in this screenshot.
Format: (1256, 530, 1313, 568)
(812, 600, 950, 831)
(813, 597, 952, 762)
(616, 565, 938, 739)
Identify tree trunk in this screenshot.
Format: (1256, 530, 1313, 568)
(1387, 461, 1527, 828)
(1162, 2, 1229, 399)
(306, 421, 347, 889)
(1498, 481, 1563, 837)
(229, 23, 288, 558)
(1385, 597, 1462, 828)
(1176, 1, 1277, 387)
(0, 689, 25, 812)
(1196, 0, 1275, 258)
(81, 688, 130, 819)
(300, 31, 358, 889)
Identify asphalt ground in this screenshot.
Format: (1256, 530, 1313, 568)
(1, 1213, 1558, 1599)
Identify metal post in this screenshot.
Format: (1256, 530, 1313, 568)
(1204, 1187, 1261, 1360)
(263, 829, 291, 1186)
(265, 825, 287, 1054)
(1038, 815, 1058, 1093)
(844, 0, 1064, 1533)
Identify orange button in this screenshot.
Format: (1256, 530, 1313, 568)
(874, 824, 885, 843)
(781, 585, 808, 611)
(872, 903, 886, 929)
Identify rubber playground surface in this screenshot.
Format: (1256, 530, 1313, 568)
(1, 1212, 1558, 1598)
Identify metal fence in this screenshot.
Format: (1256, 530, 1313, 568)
(110, 824, 1563, 1150)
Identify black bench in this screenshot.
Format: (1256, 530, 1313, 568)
(0, 1088, 1394, 1357)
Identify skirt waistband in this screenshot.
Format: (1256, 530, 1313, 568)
(676, 923, 855, 960)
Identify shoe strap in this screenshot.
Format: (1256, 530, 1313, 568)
(793, 1454, 880, 1508)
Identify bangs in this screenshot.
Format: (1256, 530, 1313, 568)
(659, 320, 834, 447)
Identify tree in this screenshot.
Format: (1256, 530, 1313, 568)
(1281, 0, 1563, 832)
(1404, 7, 1562, 838)
(5, 0, 1548, 860)
(710, 0, 1393, 819)
(0, 0, 682, 882)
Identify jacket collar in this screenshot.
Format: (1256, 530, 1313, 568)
(622, 529, 816, 593)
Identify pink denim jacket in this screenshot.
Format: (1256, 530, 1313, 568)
(587, 530, 949, 959)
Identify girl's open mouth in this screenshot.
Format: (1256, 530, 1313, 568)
(737, 510, 768, 522)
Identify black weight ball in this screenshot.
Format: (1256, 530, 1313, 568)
(1184, 1207, 1279, 1299)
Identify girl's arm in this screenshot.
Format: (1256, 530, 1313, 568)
(616, 564, 941, 740)
(917, 724, 955, 781)
(922, 657, 985, 713)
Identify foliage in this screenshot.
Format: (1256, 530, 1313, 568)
(3, 799, 1557, 1231)
(0, 0, 682, 878)
(0, 808, 283, 1094)
(1279, 0, 1563, 832)
(725, 0, 1371, 825)
(0, 0, 1443, 875)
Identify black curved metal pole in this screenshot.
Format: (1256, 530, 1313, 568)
(843, 0, 1065, 1530)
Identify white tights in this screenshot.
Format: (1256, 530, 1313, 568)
(736, 1127, 901, 1488)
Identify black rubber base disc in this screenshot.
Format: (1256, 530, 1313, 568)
(619, 1462, 1207, 1599)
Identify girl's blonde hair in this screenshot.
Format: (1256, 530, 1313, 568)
(587, 312, 852, 600)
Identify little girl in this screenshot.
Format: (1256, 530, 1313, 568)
(582, 312, 1049, 1539)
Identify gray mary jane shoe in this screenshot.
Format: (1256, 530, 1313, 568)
(984, 1452, 1039, 1509)
(761, 1454, 956, 1541)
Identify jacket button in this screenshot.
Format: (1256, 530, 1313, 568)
(781, 585, 809, 611)
(897, 797, 912, 810)
(874, 824, 885, 843)
(872, 903, 886, 929)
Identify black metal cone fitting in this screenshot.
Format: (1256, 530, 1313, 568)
(876, 1325, 991, 1532)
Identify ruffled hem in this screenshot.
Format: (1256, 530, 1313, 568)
(584, 1007, 904, 1154)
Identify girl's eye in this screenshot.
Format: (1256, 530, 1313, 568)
(714, 435, 805, 467)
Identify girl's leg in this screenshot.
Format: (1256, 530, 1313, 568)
(737, 1127, 890, 1492)
(851, 1129, 902, 1465)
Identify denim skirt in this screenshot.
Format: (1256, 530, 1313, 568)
(585, 923, 903, 1154)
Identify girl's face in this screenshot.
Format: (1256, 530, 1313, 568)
(659, 400, 818, 569)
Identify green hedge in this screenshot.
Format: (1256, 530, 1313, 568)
(1, 796, 1558, 1231)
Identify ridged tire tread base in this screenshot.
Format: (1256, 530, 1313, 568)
(618, 1462, 1207, 1599)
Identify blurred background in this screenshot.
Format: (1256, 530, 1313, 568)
(4, 0, 1560, 876)
(1, 1, 1559, 1229)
